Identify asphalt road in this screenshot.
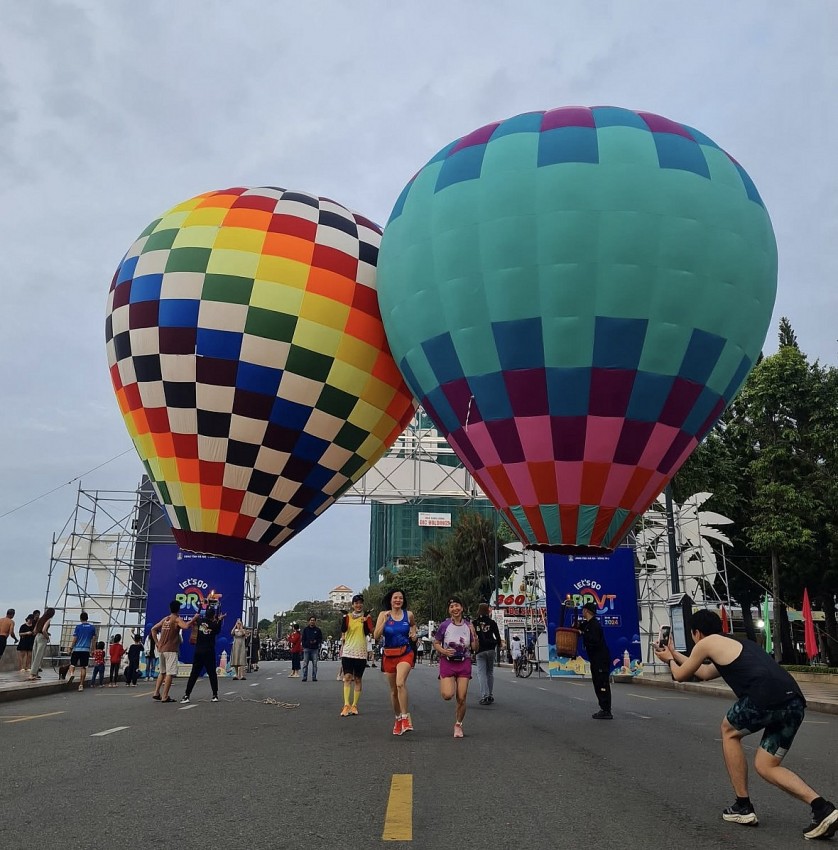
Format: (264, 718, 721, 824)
(2, 660, 836, 849)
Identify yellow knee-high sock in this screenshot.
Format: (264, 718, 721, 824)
(352, 687, 361, 706)
(343, 682, 351, 705)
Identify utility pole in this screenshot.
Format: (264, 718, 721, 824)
(664, 484, 680, 595)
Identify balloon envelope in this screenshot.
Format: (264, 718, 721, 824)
(378, 107, 777, 552)
(106, 187, 416, 564)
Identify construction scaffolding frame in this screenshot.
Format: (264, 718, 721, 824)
(45, 481, 258, 651)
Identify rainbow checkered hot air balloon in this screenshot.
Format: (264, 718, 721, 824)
(377, 107, 777, 553)
(106, 187, 416, 565)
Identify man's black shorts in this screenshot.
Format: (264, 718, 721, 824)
(70, 651, 90, 668)
(341, 657, 367, 677)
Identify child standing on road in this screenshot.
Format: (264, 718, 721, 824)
(91, 641, 106, 687)
(108, 634, 125, 687)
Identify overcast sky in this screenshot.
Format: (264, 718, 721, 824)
(1, 2, 835, 620)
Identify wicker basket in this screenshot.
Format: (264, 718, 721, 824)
(555, 627, 580, 658)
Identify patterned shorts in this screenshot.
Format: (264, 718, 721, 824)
(726, 696, 805, 758)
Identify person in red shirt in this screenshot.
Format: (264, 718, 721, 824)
(108, 635, 125, 687)
(287, 624, 302, 678)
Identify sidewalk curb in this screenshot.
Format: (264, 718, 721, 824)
(615, 674, 838, 716)
(0, 681, 74, 703)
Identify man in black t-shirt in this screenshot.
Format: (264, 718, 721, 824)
(472, 603, 502, 704)
(301, 616, 323, 682)
(181, 608, 225, 703)
(578, 602, 612, 719)
(657, 609, 836, 840)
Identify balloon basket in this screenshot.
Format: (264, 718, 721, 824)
(555, 627, 580, 658)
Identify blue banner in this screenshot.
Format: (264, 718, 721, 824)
(145, 545, 245, 667)
(544, 549, 642, 677)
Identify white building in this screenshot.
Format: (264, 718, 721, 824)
(329, 585, 354, 608)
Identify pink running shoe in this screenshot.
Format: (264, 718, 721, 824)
(453, 722, 464, 738)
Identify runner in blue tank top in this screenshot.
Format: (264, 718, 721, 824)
(374, 588, 416, 736)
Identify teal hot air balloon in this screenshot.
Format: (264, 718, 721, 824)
(377, 107, 777, 553)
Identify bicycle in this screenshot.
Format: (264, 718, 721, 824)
(513, 652, 535, 678)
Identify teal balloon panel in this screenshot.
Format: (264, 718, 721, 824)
(377, 107, 777, 552)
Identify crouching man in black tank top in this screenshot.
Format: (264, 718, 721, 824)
(655, 609, 837, 840)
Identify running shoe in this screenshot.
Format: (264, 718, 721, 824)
(592, 710, 613, 720)
(392, 717, 404, 735)
(340, 704, 351, 717)
(211, 696, 219, 702)
(180, 695, 190, 703)
(453, 722, 464, 738)
(722, 801, 758, 826)
(349, 705, 359, 715)
(401, 714, 414, 732)
(804, 801, 838, 839)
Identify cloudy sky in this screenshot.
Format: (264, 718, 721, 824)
(1, 2, 835, 620)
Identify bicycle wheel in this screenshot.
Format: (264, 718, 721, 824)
(519, 660, 534, 678)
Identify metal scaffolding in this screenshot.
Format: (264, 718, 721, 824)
(45, 481, 258, 649)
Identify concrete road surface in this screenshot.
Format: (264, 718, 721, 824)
(2, 660, 836, 849)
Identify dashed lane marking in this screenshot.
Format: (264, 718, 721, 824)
(3, 711, 66, 724)
(179, 704, 197, 711)
(91, 726, 129, 737)
(627, 711, 652, 719)
(627, 693, 658, 701)
(382, 773, 412, 841)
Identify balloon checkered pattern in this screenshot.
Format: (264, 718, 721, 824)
(106, 187, 416, 565)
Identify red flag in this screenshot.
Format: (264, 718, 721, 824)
(802, 588, 818, 661)
(720, 605, 730, 634)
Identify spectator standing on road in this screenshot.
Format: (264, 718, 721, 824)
(67, 611, 97, 691)
(374, 588, 417, 736)
(108, 634, 125, 687)
(433, 597, 479, 738)
(28, 608, 53, 681)
(656, 609, 837, 840)
(577, 602, 612, 720)
(144, 632, 157, 680)
(151, 600, 192, 703)
(288, 624, 302, 677)
(124, 634, 142, 686)
(90, 642, 106, 687)
(0, 608, 17, 662)
(339, 595, 374, 716)
(182, 606, 224, 703)
(230, 619, 247, 680)
(301, 616, 323, 682)
(247, 631, 260, 672)
(510, 635, 523, 672)
(17, 614, 35, 672)
(473, 602, 502, 705)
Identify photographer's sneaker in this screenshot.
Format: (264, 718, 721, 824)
(592, 710, 613, 720)
(180, 695, 190, 703)
(722, 801, 758, 826)
(804, 801, 838, 840)
(211, 696, 219, 703)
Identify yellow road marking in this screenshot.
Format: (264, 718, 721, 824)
(382, 773, 413, 841)
(3, 711, 66, 724)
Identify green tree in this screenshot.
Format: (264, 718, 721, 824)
(360, 510, 515, 623)
(673, 320, 838, 661)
